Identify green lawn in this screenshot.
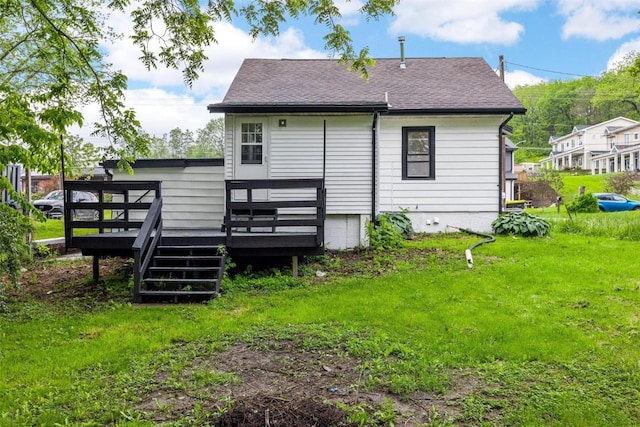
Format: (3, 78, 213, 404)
(2, 226, 640, 425)
(560, 172, 608, 199)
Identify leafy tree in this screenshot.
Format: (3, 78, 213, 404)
(144, 134, 170, 159)
(533, 167, 564, 192)
(592, 53, 640, 120)
(605, 172, 635, 195)
(2, 0, 397, 286)
(191, 117, 225, 158)
(143, 118, 225, 159)
(2, 0, 395, 173)
(167, 128, 195, 158)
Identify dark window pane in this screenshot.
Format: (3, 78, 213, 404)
(408, 133, 431, 153)
(407, 162, 430, 177)
(403, 126, 434, 180)
(241, 145, 262, 164)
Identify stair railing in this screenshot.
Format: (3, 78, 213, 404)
(132, 197, 163, 302)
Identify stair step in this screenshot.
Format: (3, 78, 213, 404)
(143, 278, 218, 284)
(157, 245, 221, 250)
(138, 290, 218, 296)
(153, 255, 222, 261)
(147, 266, 222, 272)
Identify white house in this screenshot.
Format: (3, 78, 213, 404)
(591, 122, 640, 173)
(540, 117, 639, 171)
(205, 57, 525, 248)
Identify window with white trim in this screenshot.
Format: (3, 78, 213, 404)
(402, 126, 435, 180)
(240, 123, 263, 164)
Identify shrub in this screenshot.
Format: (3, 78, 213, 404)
(492, 212, 550, 237)
(566, 193, 598, 213)
(0, 205, 33, 310)
(376, 210, 414, 239)
(605, 172, 635, 195)
(516, 181, 559, 208)
(366, 215, 404, 250)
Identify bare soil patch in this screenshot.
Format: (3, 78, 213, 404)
(134, 339, 490, 426)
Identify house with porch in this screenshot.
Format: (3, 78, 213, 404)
(66, 56, 525, 302)
(591, 122, 640, 174)
(540, 117, 638, 171)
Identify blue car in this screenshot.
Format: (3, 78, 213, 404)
(593, 193, 640, 212)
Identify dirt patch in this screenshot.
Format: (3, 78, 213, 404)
(135, 340, 486, 426)
(9, 256, 131, 303)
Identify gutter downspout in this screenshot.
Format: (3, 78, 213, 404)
(371, 112, 379, 221)
(498, 113, 514, 214)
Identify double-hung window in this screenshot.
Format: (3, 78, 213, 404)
(402, 126, 435, 180)
(240, 123, 263, 164)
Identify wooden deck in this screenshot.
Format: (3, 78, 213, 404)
(62, 179, 326, 301)
(63, 179, 326, 256)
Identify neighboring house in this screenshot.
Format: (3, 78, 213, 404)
(591, 122, 640, 174)
(505, 138, 517, 201)
(540, 117, 639, 171)
(207, 57, 525, 248)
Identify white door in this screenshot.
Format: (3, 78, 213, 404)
(234, 118, 268, 200)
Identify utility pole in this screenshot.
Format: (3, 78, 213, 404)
(499, 55, 507, 207)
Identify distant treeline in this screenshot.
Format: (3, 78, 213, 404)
(510, 54, 640, 162)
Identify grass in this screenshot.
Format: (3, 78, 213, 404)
(2, 222, 640, 425)
(559, 172, 608, 199)
(32, 210, 112, 240)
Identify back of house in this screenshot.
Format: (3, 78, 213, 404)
(208, 57, 525, 249)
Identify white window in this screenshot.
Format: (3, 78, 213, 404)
(240, 123, 263, 164)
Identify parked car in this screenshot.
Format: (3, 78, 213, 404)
(593, 193, 640, 212)
(33, 190, 99, 219)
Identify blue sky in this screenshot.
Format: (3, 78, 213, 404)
(78, 1, 640, 143)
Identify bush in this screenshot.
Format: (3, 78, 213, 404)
(566, 193, 598, 213)
(605, 172, 635, 195)
(376, 210, 414, 239)
(516, 181, 559, 208)
(366, 215, 404, 250)
(0, 205, 33, 311)
(492, 212, 550, 237)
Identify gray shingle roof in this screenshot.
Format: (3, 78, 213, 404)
(208, 58, 526, 114)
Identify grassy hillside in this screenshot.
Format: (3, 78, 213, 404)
(560, 172, 608, 199)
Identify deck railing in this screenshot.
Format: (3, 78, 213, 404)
(132, 197, 163, 302)
(224, 179, 326, 247)
(63, 180, 162, 249)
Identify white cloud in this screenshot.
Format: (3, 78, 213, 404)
(335, 0, 364, 17)
(557, 1, 640, 40)
(389, 0, 540, 45)
(81, 10, 324, 141)
(607, 38, 640, 70)
(503, 70, 547, 88)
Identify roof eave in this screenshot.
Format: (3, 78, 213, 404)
(384, 107, 527, 116)
(207, 103, 390, 114)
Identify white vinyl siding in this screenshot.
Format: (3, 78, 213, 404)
(111, 165, 225, 229)
(224, 115, 235, 179)
(232, 114, 372, 215)
(378, 116, 502, 213)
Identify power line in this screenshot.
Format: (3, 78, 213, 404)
(505, 61, 597, 78)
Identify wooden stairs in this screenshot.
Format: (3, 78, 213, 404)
(136, 245, 225, 302)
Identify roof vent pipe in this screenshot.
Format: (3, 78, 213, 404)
(398, 36, 406, 69)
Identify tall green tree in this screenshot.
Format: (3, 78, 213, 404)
(191, 117, 225, 158)
(1, 0, 397, 288)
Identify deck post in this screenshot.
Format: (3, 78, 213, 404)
(93, 256, 99, 282)
(292, 256, 298, 277)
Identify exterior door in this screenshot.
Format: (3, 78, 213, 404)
(234, 118, 268, 200)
